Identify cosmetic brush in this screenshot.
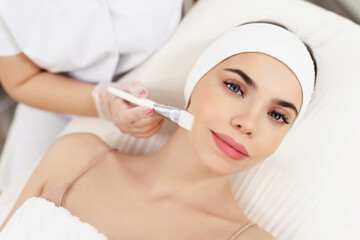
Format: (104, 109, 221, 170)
(107, 87, 194, 131)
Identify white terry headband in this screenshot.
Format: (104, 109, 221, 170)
(184, 23, 315, 123)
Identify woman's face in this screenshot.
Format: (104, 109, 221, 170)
(186, 52, 302, 174)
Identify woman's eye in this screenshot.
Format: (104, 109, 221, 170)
(223, 81, 244, 96)
(269, 111, 289, 124)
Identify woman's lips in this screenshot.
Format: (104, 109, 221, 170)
(211, 130, 249, 161)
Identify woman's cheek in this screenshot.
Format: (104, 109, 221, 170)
(206, 104, 229, 127)
(192, 95, 223, 123)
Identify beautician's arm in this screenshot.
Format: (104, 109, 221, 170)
(0, 53, 164, 138)
(0, 53, 98, 116)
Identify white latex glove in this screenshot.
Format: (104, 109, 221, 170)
(92, 81, 165, 138)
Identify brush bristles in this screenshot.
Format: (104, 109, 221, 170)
(178, 110, 194, 131)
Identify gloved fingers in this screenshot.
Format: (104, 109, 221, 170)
(121, 119, 165, 138)
(112, 99, 154, 124)
(119, 81, 148, 98)
(94, 80, 165, 139)
(129, 112, 164, 128)
(92, 81, 148, 121)
(127, 117, 165, 133)
(134, 123, 164, 138)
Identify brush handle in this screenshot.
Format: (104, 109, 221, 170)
(107, 87, 156, 108)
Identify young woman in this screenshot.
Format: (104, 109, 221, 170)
(0, 22, 316, 239)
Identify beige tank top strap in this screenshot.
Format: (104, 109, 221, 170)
(228, 222, 258, 240)
(44, 147, 114, 207)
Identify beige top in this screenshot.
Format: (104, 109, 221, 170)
(43, 147, 257, 239)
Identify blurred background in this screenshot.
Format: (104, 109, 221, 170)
(0, 85, 15, 154)
(0, 0, 359, 154)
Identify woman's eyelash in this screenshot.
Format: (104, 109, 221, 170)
(269, 111, 290, 124)
(223, 81, 245, 96)
(223, 80, 290, 125)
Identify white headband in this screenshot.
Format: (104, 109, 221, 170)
(184, 23, 315, 123)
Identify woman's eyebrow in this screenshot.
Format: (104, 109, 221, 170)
(273, 99, 299, 116)
(224, 68, 257, 89)
(224, 68, 298, 116)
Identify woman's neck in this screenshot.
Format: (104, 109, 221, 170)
(138, 127, 236, 209)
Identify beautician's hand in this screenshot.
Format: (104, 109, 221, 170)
(92, 81, 165, 138)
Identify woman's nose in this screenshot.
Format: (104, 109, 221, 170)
(235, 123, 253, 137)
(231, 108, 259, 138)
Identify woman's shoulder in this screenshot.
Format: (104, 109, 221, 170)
(51, 132, 108, 149)
(48, 132, 109, 157)
(41, 132, 113, 191)
(0, 133, 112, 231)
(44, 132, 110, 168)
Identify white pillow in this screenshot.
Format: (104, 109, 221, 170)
(2, 0, 360, 238)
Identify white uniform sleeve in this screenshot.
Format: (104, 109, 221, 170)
(0, 17, 21, 56)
